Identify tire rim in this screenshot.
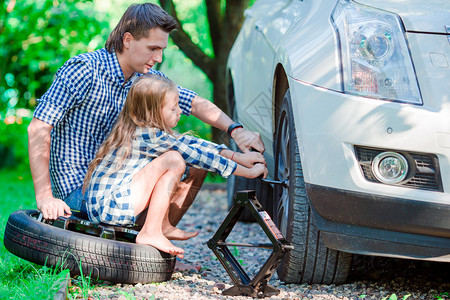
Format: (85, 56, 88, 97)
(276, 111, 291, 236)
(30, 211, 140, 242)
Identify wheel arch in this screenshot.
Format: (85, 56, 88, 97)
(226, 68, 235, 117)
(273, 64, 289, 139)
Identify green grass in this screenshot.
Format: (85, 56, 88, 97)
(0, 168, 72, 299)
(0, 165, 223, 299)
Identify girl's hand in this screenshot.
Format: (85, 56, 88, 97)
(235, 151, 266, 168)
(250, 163, 268, 179)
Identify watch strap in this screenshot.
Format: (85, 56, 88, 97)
(227, 122, 243, 138)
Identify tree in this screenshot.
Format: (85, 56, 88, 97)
(0, 0, 108, 167)
(0, 0, 108, 114)
(159, 0, 250, 143)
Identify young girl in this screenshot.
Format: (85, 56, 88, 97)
(83, 74, 267, 259)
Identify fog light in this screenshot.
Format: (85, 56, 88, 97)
(371, 152, 408, 184)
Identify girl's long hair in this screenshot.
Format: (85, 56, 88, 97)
(83, 74, 178, 193)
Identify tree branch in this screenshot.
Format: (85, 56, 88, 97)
(204, 0, 222, 57)
(159, 0, 215, 80)
(223, 0, 248, 52)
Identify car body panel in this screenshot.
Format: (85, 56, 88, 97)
(287, 77, 450, 200)
(355, 0, 450, 34)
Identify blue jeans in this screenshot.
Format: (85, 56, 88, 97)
(64, 188, 89, 220)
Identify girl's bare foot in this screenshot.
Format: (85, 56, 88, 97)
(163, 225, 198, 240)
(136, 231, 185, 259)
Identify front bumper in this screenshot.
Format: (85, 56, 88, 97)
(286, 35, 450, 261)
(287, 71, 450, 204)
(307, 184, 450, 261)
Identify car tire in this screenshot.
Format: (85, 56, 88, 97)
(4, 210, 175, 284)
(273, 90, 352, 284)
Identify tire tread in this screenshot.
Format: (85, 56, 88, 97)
(4, 210, 175, 283)
(274, 91, 352, 284)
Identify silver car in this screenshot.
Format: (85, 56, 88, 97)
(226, 0, 450, 284)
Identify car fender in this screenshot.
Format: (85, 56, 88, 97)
(276, 0, 341, 92)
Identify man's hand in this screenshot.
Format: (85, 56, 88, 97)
(37, 197, 72, 220)
(29, 118, 70, 220)
(231, 127, 265, 153)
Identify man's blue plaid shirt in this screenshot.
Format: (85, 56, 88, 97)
(34, 48, 197, 200)
(86, 127, 237, 225)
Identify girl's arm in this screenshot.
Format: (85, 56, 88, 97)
(220, 149, 268, 178)
(150, 130, 237, 178)
(220, 149, 266, 168)
(233, 163, 268, 178)
(145, 129, 267, 178)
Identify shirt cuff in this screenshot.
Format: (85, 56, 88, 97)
(33, 99, 68, 126)
(216, 143, 229, 152)
(178, 86, 197, 116)
(221, 159, 237, 178)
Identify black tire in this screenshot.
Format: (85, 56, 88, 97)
(273, 90, 352, 284)
(4, 210, 175, 283)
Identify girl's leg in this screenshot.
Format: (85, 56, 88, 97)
(130, 151, 192, 258)
(161, 208, 199, 240)
(135, 209, 199, 240)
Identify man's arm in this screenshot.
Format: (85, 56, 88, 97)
(190, 95, 265, 153)
(28, 117, 71, 219)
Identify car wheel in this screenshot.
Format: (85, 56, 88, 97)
(226, 87, 272, 222)
(4, 210, 175, 283)
(273, 90, 352, 284)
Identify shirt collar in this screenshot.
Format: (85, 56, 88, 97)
(102, 48, 128, 85)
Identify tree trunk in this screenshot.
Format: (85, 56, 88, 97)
(159, 0, 249, 143)
(211, 65, 228, 145)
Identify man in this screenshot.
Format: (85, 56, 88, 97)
(28, 3, 265, 223)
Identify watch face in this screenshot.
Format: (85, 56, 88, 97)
(228, 123, 243, 137)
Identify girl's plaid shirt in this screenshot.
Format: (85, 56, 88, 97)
(86, 127, 237, 225)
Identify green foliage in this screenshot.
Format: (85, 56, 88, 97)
(0, 0, 109, 113)
(68, 267, 97, 299)
(171, 0, 214, 57)
(0, 109, 32, 169)
(116, 288, 137, 300)
(0, 168, 35, 224)
(432, 291, 449, 300)
(0, 0, 109, 171)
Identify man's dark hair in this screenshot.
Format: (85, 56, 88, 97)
(105, 3, 177, 53)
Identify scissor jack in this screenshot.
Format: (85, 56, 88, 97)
(207, 188, 293, 298)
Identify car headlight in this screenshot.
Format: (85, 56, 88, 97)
(331, 0, 422, 104)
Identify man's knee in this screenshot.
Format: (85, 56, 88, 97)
(187, 166, 207, 181)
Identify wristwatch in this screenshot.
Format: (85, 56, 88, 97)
(227, 122, 243, 138)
